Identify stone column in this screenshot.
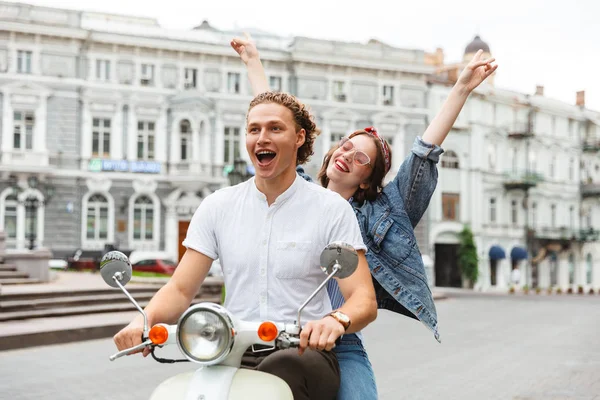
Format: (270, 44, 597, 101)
(536, 259, 547, 289)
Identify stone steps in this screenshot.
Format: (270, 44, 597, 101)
(0, 271, 30, 279)
(0, 295, 221, 322)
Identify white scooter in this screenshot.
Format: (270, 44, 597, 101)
(100, 241, 359, 400)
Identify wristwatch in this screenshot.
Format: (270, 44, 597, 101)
(328, 310, 351, 331)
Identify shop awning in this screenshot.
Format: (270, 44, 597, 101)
(510, 246, 528, 260)
(488, 245, 506, 260)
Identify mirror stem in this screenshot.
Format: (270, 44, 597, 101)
(113, 273, 149, 336)
(295, 262, 341, 329)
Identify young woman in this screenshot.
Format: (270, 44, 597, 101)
(232, 35, 497, 400)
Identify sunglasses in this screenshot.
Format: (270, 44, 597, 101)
(338, 137, 372, 167)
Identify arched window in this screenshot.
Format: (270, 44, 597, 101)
(133, 196, 154, 240)
(3, 194, 17, 239)
(441, 150, 459, 169)
(180, 120, 192, 161)
(86, 194, 109, 240)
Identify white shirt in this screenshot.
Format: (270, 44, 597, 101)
(183, 174, 366, 324)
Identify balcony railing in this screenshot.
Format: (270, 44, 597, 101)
(582, 140, 600, 152)
(581, 183, 600, 198)
(508, 122, 534, 139)
(169, 162, 226, 178)
(503, 170, 543, 190)
(531, 227, 600, 243)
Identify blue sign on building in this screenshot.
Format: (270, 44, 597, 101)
(88, 159, 161, 174)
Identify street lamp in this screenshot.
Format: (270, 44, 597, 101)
(227, 159, 253, 186)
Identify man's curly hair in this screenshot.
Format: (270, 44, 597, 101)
(247, 91, 320, 165)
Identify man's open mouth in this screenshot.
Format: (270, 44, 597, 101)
(256, 150, 277, 165)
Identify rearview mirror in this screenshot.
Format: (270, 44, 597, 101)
(100, 251, 132, 288)
(319, 241, 358, 279)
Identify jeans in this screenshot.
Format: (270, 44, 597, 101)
(334, 333, 378, 400)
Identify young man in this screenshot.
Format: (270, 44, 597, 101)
(113, 91, 378, 400)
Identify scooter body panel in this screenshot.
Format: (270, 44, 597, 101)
(149, 366, 293, 400)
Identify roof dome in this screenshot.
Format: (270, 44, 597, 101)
(464, 35, 490, 55)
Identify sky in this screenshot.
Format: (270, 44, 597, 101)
(16, 0, 600, 111)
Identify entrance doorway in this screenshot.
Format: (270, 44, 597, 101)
(434, 243, 462, 287)
(178, 220, 191, 261)
(490, 259, 498, 286)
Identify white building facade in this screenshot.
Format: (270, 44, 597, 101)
(427, 39, 600, 292)
(0, 2, 433, 263)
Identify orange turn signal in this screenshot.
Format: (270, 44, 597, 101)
(257, 322, 278, 342)
(149, 325, 169, 345)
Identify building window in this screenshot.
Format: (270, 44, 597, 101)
(269, 76, 282, 92)
(510, 147, 518, 173)
(140, 64, 155, 86)
(184, 68, 197, 89)
(442, 193, 460, 221)
(528, 150, 536, 173)
(588, 210, 593, 229)
(490, 198, 496, 223)
(330, 132, 345, 146)
(96, 59, 110, 81)
(531, 202, 537, 228)
(13, 111, 34, 150)
(570, 205, 575, 230)
(488, 145, 496, 170)
(586, 253, 593, 285)
(382, 85, 394, 105)
(511, 200, 518, 225)
(551, 204, 556, 228)
(227, 72, 241, 94)
(92, 118, 111, 157)
(17, 50, 32, 74)
(224, 127, 241, 164)
(180, 120, 191, 161)
(568, 253, 575, 284)
(86, 194, 109, 240)
(569, 158, 575, 181)
(133, 196, 153, 240)
(137, 121, 155, 160)
(549, 155, 556, 178)
(441, 150, 459, 169)
(333, 81, 346, 102)
(3, 194, 17, 239)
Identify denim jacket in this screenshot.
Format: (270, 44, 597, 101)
(298, 137, 444, 342)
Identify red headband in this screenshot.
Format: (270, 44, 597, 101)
(364, 126, 391, 174)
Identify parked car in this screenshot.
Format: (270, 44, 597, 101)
(128, 251, 177, 275)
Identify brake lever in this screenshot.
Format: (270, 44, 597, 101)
(109, 339, 154, 361)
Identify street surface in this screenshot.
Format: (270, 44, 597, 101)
(1, 290, 599, 400)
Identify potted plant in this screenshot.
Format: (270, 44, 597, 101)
(509, 286, 515, 294)
(457, 225, 479, 289)
(578, 285, 584, 294)
(556, 287, 563, 295)
(523, 285, 530, 295)
(547, 287, 553, 295)
(589, 288, 595, 295)
(535, 287, 542, 295)
(567, 287, 574, 294)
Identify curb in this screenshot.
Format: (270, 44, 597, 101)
(1, 324, 125, 352)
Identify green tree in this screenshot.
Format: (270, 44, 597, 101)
(458, 225, 479, 286)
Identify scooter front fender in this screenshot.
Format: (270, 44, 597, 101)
(149, 366, 293, 400)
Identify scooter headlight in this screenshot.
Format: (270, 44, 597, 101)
(176, 303, 235, 365)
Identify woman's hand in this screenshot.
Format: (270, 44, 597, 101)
(456, 49, 498, 93)
(230, 33, 259, 65)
